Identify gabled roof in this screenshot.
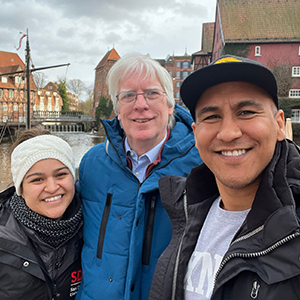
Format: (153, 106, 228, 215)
(218, 0, 300, 43)
(0, 51, 25, 69)
(202, 22, 215, 53)
(95, 48, 120, 69)
(0, 50, 37, 90)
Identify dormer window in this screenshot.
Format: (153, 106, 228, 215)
(255, 46, 261, 56)
(1, 76, 8, 83)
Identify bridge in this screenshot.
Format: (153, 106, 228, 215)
(0, 112, 96, 143)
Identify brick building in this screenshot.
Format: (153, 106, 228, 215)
(163, 51, 192, 105)
(93, 48, 120, 117)
(0, 51, 37, 124)
(212, 0, 300, 102)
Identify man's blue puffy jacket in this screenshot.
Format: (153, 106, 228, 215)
(76, 105, 202, 300)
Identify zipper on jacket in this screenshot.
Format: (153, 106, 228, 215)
(97, 193, 113, 259)
(213, 229, 300, 287)
(142, 195, 157, 265)
(171, 190, 188, 300)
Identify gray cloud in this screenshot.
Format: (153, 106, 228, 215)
(0, 0, 216, 99)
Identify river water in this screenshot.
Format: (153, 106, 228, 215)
(0, 132, 105, 192)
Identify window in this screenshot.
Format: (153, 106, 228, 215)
(23, 105, 27, 112)
(255, 46, 261, 56)
(175, 92, 180, 98)
(177, 62, 181, 68)
(176, 81, 182, 88)
(0, 89, 3, 97)
(168, 71, 172, 77)
(183, 71, 189, 79)
(9, 90, 14, 98)
(289, 89, 300, 98)
(13, 105, 18, 111)
(299, 46, 300, 56)
(3, 104, 8, 111)
(292, 108, 300, 122)
(176, 71, 180, 78)
(292, 67, 300, 77)
(15, 76, 20, 84)
(1, 77, 7, 83)
(183, 62, 189, 69)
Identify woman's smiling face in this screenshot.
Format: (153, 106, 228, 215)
(21, 158, 75, 220)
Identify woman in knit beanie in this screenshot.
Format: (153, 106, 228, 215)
(0, 126, 83, 300)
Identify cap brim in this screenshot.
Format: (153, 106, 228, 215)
(181, 62, 278, 120)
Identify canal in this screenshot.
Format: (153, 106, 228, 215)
(0, 132, 105, 192)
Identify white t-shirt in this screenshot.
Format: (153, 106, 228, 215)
(184, 196, 249, 300)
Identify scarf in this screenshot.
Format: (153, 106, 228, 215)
(10, 193, 82, 248)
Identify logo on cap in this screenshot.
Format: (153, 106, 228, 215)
(214, 57, 243, 64)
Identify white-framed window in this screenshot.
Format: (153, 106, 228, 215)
(176, 71, 180, 78)
(3, 104, 8, 111)
(3, 116, 8, 122)
(292, 67, 300, 77)
(255, 46, 261, 56)
(8, 90, 14, 98)
(38, 90, 42, 95)
(1, 76, 7, 83)
(183, 62, 189, 69)
(176, 81, 182, 88)
(176, 62, 181, 68)
(0, 89, 3, 97)
(168, 71, 172, 77)
(291, 108, 300, 122)
(13, 104, 18, 111)
(175, 92, 180, 98)
(23, 105, 27, 112)
(15, 76, 20, 84)
(40, 97, 44, 105)
(47, 102, 52, 111)
(289, 89, 300, 98)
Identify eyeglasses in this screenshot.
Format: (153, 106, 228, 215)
(116, 89, 166, 105)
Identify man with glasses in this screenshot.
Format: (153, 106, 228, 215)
(76, 53, 202, 300)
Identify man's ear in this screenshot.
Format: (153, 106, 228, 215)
(276, 109, 286, 141)
(191, 122, 198, 149)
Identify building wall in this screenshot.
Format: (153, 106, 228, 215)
(93, 61, 116, 118)
(164, 55, 192, 105)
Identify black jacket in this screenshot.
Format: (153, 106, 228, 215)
(149, 139, 300, 300)
(0, 186, 83, 300)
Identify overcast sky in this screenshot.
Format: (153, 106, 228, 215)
(0, 0, 216, 100)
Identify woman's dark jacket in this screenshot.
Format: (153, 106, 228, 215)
(0, 186, 83, 300)
(149, 139, 300, 300)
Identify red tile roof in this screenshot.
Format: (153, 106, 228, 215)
(95, 48, 120, 69)
(218, 0, 300, 43)
(0, 51, 37, 89)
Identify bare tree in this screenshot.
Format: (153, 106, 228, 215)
(33, 72, 48, 89)
(269, 60, 292, 98)
(79, 86, 94, 115)
(66, 79, 86, 99)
